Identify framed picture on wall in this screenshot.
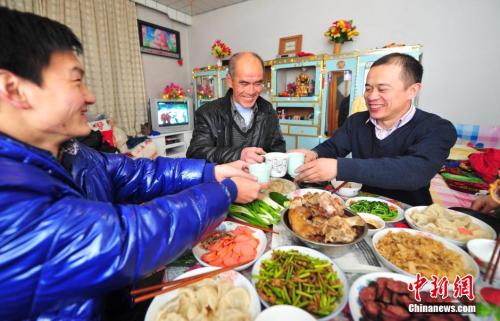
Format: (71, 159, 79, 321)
(138, 20, 181, 59)
(278, 34, 302, 56)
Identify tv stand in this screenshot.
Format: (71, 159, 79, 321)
(149, 131, 192, 158)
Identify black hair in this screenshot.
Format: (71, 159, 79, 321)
(228, 52, 264, 77)
(371, 53, 423, 87)
(0, 6, 83, 86)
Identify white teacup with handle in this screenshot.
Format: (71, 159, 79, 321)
(264, 152, 288, 178)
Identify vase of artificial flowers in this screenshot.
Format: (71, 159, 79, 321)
(211, 40, 231, 67)
(163, 82, 185, 100)
(324, 19, 360, 54)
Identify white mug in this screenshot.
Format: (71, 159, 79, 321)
(264, 152, 288, 178)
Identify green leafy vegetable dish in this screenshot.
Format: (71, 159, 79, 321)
(229, 195, 285, 227)
(254, 249, 343, 317)
(349, 199, 398, 221)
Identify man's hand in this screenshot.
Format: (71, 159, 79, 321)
(288, 149, 317, 163)
(214, 160, 255, 182)
(294, 158, 338, 183)
(471, 195, 498, 214)
(240, 147, 266, 164)
(230, 177, 264, 203)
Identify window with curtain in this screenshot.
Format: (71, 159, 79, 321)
(0, 0, 147, 135)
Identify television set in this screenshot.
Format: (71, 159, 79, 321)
(150, 99, 193, 134)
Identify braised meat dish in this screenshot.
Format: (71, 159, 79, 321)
(288, 192, 365, 243)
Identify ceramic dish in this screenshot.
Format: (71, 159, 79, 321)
(281, 209, 367, 256)
(349, 272, 417, 321)
(345, 196, 404, 223)
(251, 245, 348, 321)
(331, 179, 363, 197)
(145, 266, 261, 321)
(192, 221, 267, 271)
(467, 239, 500, 280)
(349, 271, 481, 321)
(405, 206, 496, 247)
(372, 228, 479, 280)
(357, 213, 386, 236)
(255, 305, 316, 321)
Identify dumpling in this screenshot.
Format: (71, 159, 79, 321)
(178, 288, 200, 318)
(158, 312, 187, 321)
(156, 297, 181, 321)
(216, 278, 233, 298)
(214, 308, 251, 321)
(218, 287, 250, 311)
(196, 283, 219, 311)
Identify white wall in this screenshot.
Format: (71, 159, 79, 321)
(189, 0, 500, 126)
(136, 5, 192, 102)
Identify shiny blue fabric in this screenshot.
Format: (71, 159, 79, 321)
(0, 135, 231, 320)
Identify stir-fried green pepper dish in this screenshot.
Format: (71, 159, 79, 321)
(254, 250, 343, 317)
(349, 200, 398, 220)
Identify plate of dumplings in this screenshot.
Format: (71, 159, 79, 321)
(145, 266, 261, 321)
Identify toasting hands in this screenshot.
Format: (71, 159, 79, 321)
(215, 160, 264, 203)
(240, 147, 266, 164)
(294, 158, 338, 183)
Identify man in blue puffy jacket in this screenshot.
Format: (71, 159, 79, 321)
(0, 6, 263, 320)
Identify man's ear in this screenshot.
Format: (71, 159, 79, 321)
(0, 70, 31, 109)
(407, 82, 422, 100)
(226, 73, 233, 89)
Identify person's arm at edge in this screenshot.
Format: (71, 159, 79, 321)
(1, 181, 236, 318)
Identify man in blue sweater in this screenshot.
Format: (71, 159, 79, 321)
(294, 53, 456, 206)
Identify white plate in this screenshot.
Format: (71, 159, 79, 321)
(372, 228, 480, 280)
(145, 266, 261, 321)
(251, 245, 348, 321)
(349, 272, 416, 321)
(345, 196, 404, 223)
(405, 206, 496, 247)
(255, 305, 316, 321)
(287, 188, 345, 206)
(192, 221, 267, 271)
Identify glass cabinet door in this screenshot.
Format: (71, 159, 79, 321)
(322, 57, 357, 137)
(194, 75, 216, 109)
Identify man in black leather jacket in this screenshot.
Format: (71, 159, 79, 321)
(187, 52, 286, 164)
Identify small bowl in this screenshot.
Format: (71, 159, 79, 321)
(467, 239, 500, 280)
(255, 305, 316, 321)
(331, 180, 362, 197)
(282, 208, 367, 257)
(357, 213, 385, 236)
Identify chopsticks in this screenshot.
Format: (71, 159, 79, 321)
(225, 216, 278, 234)
(332, 181, 348, 193)
(483, 236, 500, 284)
(131, 266, 234, 303)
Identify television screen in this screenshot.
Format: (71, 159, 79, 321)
(156, 101, 189, 127)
